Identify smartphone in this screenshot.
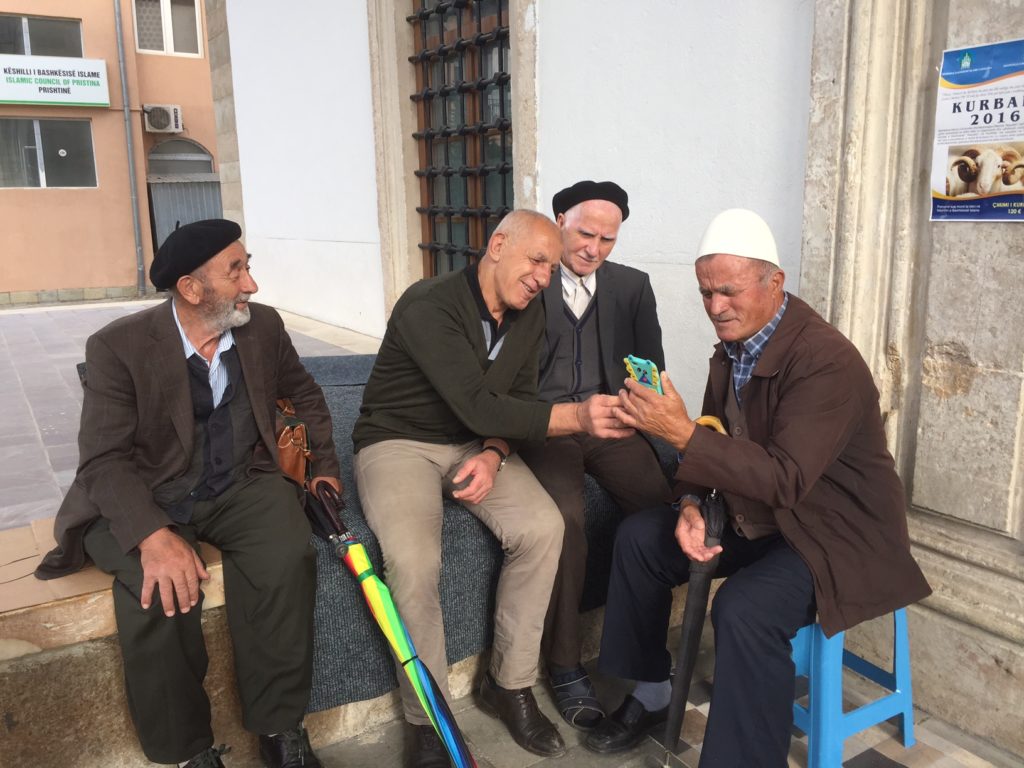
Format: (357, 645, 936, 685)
(624, 355, 663, 394)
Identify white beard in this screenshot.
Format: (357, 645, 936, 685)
(202, 292, 252, 332)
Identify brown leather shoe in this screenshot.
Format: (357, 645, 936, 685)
(477, 672, 566, 757)
(404, 722, 451, 768)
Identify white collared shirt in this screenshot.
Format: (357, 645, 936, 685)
(172, 299, 235, 407)
(560, 264, 597, 316)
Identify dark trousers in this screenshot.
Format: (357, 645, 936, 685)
(84, 473, 317, 764)
(519, 433, 670, 668)
(598, 506, 816, 768)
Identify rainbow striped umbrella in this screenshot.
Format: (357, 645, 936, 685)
(307, 484, 477, 768)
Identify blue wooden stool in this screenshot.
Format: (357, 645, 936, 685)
(790, 607, 915, 767)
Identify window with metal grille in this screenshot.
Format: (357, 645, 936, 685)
(408, 0, 511, 276)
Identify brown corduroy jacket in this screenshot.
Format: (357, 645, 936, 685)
(673, 294, 931, 636)
(35, 299, 338, 579)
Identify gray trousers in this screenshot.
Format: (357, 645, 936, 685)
(354, 438, 564, 725)
(84, 473, 316, 764)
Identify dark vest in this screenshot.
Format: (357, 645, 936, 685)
(153, 346, 260, 522)
(722, 379, 779, 539)
(537, 300, 604, 403)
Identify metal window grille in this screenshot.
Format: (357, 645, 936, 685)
(408, 0, 512, 276)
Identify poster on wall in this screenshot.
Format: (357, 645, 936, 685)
(930, 37, 1024, 221)
(0, 54, 109, 108)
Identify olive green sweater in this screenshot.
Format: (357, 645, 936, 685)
(353, 269, 553, 452)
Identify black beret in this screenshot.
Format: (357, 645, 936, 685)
(150, 218, 242, 290)
(552, 180, 629, 221)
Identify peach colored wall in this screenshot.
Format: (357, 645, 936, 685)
(135, 44, 218, 159)
(0, 0, 216, 294)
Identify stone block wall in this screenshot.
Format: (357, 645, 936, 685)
(802, 0, 1023, 757)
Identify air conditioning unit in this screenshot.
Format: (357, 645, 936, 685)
(143, 104, 183, 133)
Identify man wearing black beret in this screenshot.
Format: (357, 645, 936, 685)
(36, 219, 340, 768)
(518, 180, 671, 731)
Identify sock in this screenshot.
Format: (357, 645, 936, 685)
(548, 661, 582, 679)
(632, 679, 672, 711)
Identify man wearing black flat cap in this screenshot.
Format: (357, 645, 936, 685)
(36, 219, 340, 768)
(518, 181, 671, 731)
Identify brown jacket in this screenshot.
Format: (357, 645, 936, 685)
(673, 295, 931, 636)
(36, 299, 339, 578)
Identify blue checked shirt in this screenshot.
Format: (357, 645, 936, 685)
(723, 293, 789, 405)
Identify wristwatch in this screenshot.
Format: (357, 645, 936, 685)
(482, 444, 508, 472)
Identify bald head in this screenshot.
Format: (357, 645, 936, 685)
(491, 209, 561, 245)
(479, 209, 562, 317)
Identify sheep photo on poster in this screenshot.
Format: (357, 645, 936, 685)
(930, 37, 1024, 221)
(944, 143, 1024, 197)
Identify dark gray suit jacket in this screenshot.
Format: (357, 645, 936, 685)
(36, 299, 339, 578)
(537, 260, 664, 396)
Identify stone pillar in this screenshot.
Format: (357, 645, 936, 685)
(802, 0, 1023, 757)
(366, 0, 423, 315)
(510, 0, 539, 211)
(205, 0, 246, 237)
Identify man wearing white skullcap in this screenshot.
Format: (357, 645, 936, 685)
(585, 209, 931, 766)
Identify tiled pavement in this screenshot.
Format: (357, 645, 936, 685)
(0, 299, 378, 531)
(1, 301, 1018, 768)
(317, 649, 1017, 768)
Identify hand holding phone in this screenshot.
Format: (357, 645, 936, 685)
(624, 355, 663, 394)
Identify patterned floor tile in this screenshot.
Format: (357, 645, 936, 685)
(873, 737, 950, 766)
(845, 748, 910, 767)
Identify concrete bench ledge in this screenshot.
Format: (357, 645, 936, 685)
(0, 518, 224, 661)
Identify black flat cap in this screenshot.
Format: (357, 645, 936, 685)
(552, 180, 629, 221)
(150, 219, 242, 290)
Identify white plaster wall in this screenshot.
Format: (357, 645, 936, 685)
(225, 0, 385, 338)
(536, 0, 814, 405)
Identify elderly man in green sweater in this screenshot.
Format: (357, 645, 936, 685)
(353, 210, 631, 767)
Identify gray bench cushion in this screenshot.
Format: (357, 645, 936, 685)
(302, 354, 672, 712)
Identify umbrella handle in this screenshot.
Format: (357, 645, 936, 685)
(306, 481, 351, 540)
(695, 415, 726, 434)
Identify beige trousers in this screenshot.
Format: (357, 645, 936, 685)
(354, 438, 564, 725)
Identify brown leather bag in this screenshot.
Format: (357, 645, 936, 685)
(275, 398, 314, 486)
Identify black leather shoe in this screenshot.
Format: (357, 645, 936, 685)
(259, 725, 322, 767)
(404, 722, 451, 768)
(584, 695, 669, 754)
(183, 745, 230, 768)
(477, 673, 566, 757)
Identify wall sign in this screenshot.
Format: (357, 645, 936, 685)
(0, 54, 110, 108)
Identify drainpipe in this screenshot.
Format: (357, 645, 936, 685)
(113, 0, 147, 296)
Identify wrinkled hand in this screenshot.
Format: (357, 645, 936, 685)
(578, 394, 635, 439)
(615, 371, 695, 449)
(675, 502, 724, 563)
(138, 527, 209, 617)
(451, 451, 500, 505)
(310, 475, 342, 496)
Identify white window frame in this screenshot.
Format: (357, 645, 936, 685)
(131, 0, 203, 58)
(0, 13, 84, 57)
(0, 117, 98, 189)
